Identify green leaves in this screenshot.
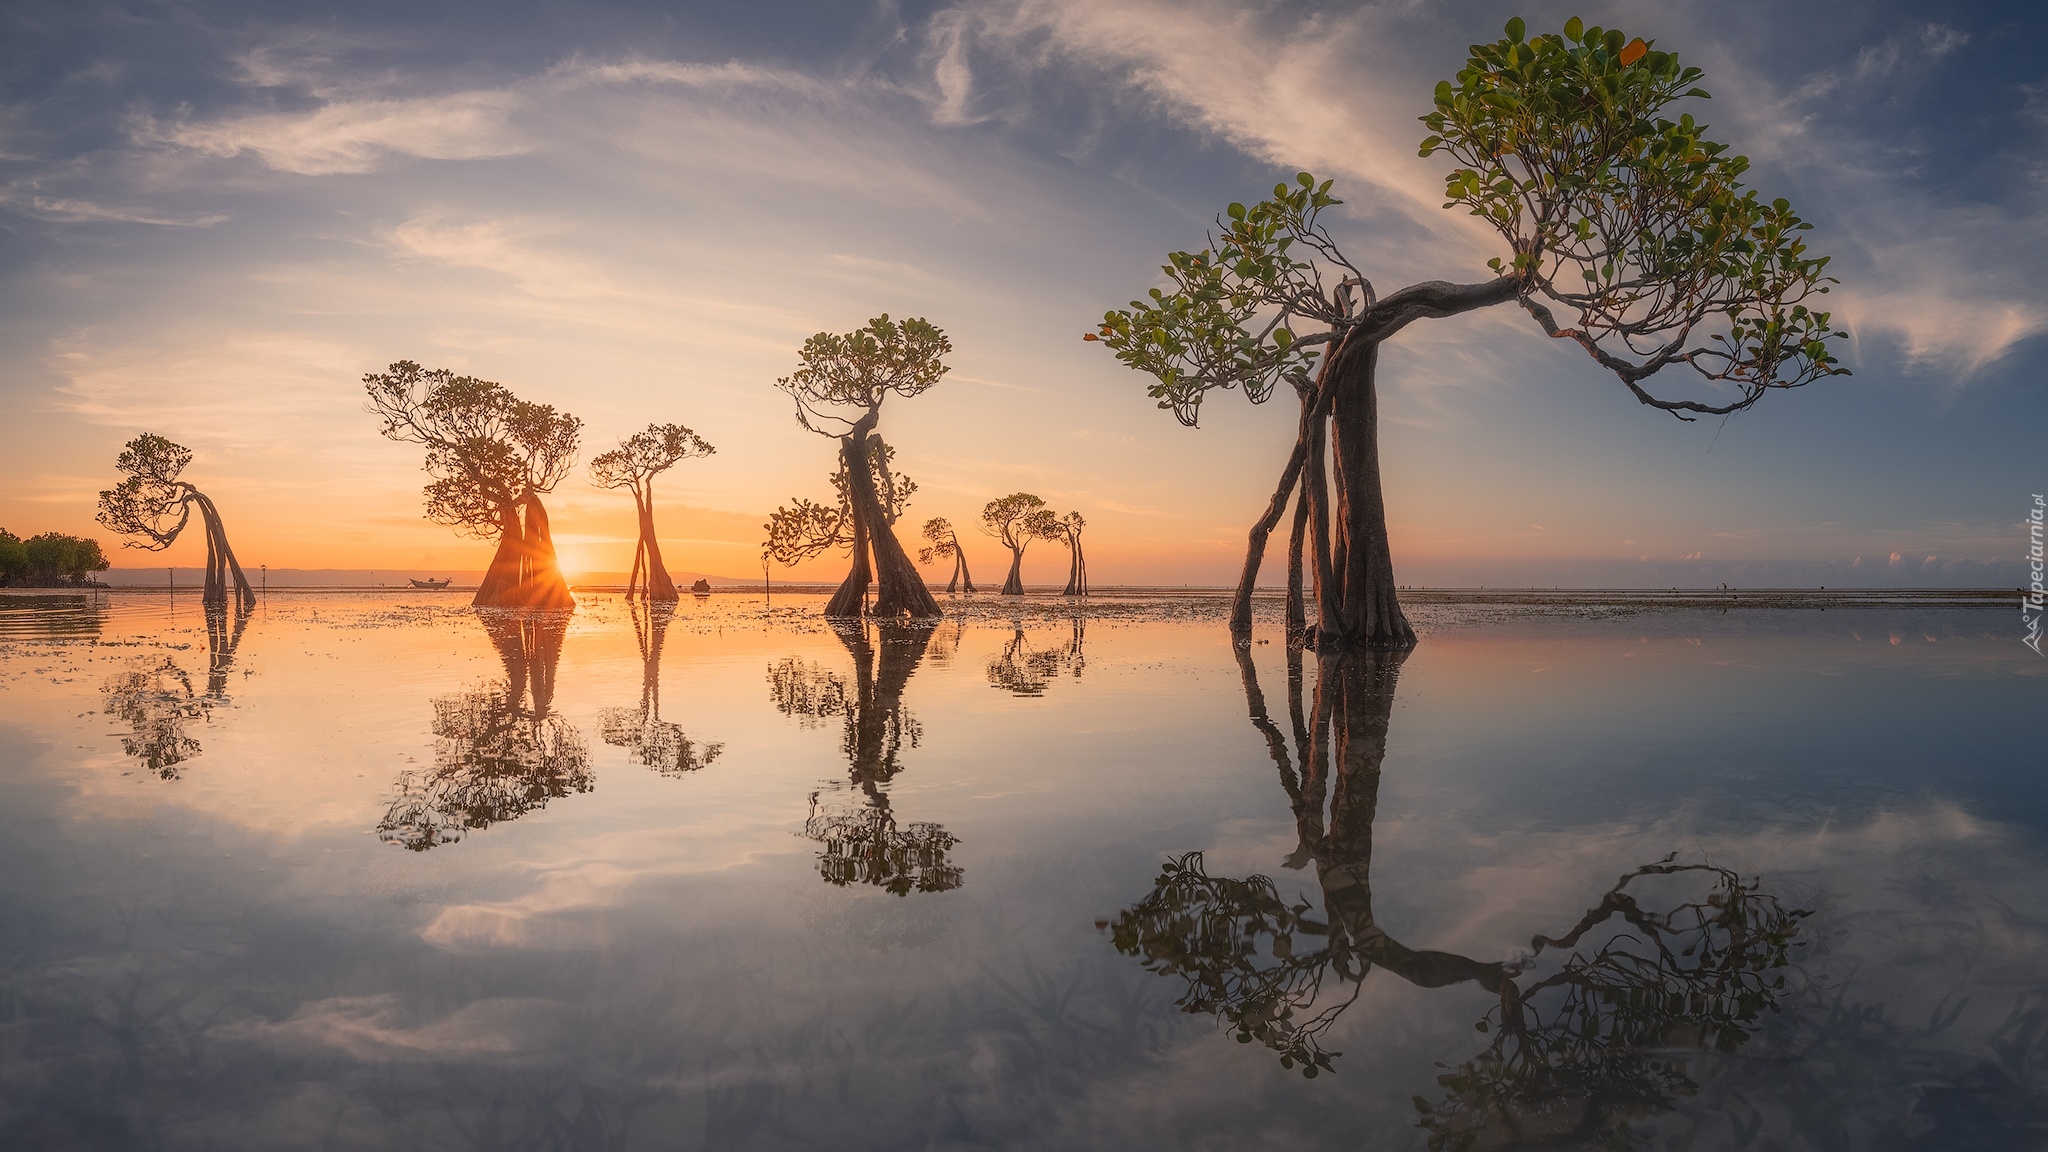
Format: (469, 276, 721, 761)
(1418, 19, 1847, 410)
(1086, 175, 1345, 425)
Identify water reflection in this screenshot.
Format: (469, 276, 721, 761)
(101, 657, 204, 777)
(1109, 646, 1807, 1143)
(986, 615, 1087, 697)
(598, 600, 723, 775)
(771, 619, 962, 895)
(99, 605, 248, 778)
(378, 609, 590, 851)
(0, 591, 106, 638)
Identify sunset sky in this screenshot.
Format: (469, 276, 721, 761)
(3, 0, 2041, 587)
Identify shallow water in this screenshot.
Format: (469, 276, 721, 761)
(0, 589, 2042, 1150)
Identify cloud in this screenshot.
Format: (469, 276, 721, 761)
(140, 91, 525, 176)
(232, 994, 566, 1061)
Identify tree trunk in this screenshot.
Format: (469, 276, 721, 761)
(959, 549, 976, 594)
(476, 506, 527, 606)
(944, 555, 958, 595)
(512, 496, 576, 609)
(1230, 433, 1308, 635)
(1323, 343, 1413, 648)
(639, 490, 678, 603)
(1001, 545, 1025, 595)
(826, 438, 875, 617)
(841, 429, 939, 619)
(190, 493, 255, 610)
(1273, 481, 1301, 643)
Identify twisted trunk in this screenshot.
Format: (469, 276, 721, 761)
(1062, 536, 1088, 596)
(1323, 342, 1413, 648)
(638, 487, 678, 603)
(476, 506, 526, 605)
(848, 429, 939, 619)
(958, 548, 976, 594)
(1000, 544, 1025, 596)
(474, 497, 574, 609)
(190, 492, 255, 611)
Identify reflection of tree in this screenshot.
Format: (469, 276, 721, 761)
(102, 658, 205, 778)
(985, 616, 1087, 697)
(101, 604, 250, 779)
(769, 620, 961, 895)
(598, 600, 722, 776)
(380, 610, 590, 851)
(1108, 645, 1806, 1143)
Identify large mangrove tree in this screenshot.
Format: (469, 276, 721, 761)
(1091, 17, 1845, 648)
(97, 433, 255, 609)
(589, 422, 716, 602)
(775, 315, 948, 618)
(364, 361, 582, 609)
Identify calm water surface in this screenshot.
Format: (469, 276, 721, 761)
(0, 590, 2042, 1150)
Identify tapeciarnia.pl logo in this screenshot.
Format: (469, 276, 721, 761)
(2025, 494, 2044, 656)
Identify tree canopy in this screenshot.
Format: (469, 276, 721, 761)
(95, 434, 198, 549)
(364, 361, 582, 537)
(588, 423, 715, 491)
(776, 315, 952, 437)
(1091, 18, 1845, 427)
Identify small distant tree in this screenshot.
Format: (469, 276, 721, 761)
(364, 361, 581, 609)
(980, 493, 1059, 596)
(775, 315, 947, 618)
(1091, 17, 1845, 648)
(1050, 512, 1088, 597)
(96, 434, 254, 608)
(916, 517, 976, 594)
(589, 422, 716, 603)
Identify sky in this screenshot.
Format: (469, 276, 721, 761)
(2, 0, 2042, 588)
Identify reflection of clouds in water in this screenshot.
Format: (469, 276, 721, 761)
(799, 880, 956, 951)
(226, 994, 563, 1061)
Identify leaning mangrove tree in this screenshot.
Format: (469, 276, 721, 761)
(97, 433, 255, 609)
(589, 422, 715, 602)
(916, 517, 976, 594)
(1090, 17, 1845, 648)
(1052, 512, 1088, 597)
(364, 361, 582, 609)
(775, 315, 948, 618)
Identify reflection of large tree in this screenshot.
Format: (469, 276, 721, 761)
(101, 604, 250, 779)
(768, 620, 960, 895)
(1108, 646, 1806, 1144)
(380, 610, 590, 851)
(985, 616, 1087, 697)
(598, 600, 722, 776)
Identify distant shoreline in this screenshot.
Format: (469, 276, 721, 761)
(4, 585, 2020, 609)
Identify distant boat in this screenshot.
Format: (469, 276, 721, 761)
(408, 578, 453, 590)
(691, 579, 711, 596)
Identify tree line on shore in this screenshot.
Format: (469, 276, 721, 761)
(0, 529, 108, 587)
(77, 17, 1840, 649)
